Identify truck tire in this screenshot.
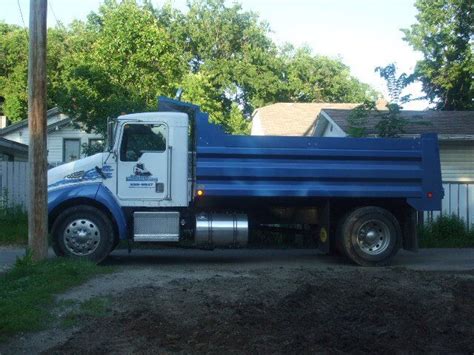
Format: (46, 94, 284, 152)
(337, 206, 401, 266)
(51, 205, 115, 263)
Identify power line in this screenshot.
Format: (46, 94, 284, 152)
(17, 0, 26, 27)
(17, 0, 29, 38)
(48, 0, 61, 26)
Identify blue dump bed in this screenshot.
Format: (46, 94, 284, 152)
(159, 98, 443, 211)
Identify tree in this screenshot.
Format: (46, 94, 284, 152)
(0, 23, 79, 122)
(402, 0, 473, 110)
(0, 23, 28, 122)
(58, 0, 187, 134)
(158, 1, 376, 133)
(373, 64, 412, 137)
(347, 99, 376, 138)
(82, 141, 105, 156)
(281, 46, 377, 104)
(157, 0, 279, 132)
(348, 64, 411, 138)
(0, 0, 377, 135)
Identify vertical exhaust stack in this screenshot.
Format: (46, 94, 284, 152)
(195, 213, 248, 247)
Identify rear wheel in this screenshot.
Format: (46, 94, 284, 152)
(51, 205, 115, 263)
(337, 206, 401, 266)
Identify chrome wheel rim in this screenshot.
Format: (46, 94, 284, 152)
(63, 219, 100, 256)
(356, 220, 391, 256)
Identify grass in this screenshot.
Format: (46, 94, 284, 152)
(419, 214, 474, 248)
(0, 205, 28, 245)
(61, 296, 111, 328)
(0, 253, 113, 341)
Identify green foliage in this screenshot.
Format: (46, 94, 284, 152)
(0, 23, 28, 122)
(281, 46, 377, 104)
(375, 103, 408, 138)
(57, 1, 186, 134)
(348, 64, 411, 138)
(0, 0, 376, 134)
(0, 258, 113, 340)
(227, 103, 250, 135)
(157, 1, 375, 132)
(347, 100, 376, 138)
(0, 189, 27, 245)
(81, 141, 105, 157)
(61, 296, 111, 328)
(402, 0, 474, 110)
(419, 214, 474, 248)
(0, 23, 82, 122)
(159, 0, 280, 132)
(375, 64, 413, 105)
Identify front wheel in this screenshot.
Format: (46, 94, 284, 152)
(51, 205, 115, 263)
(337, 206, 401, 266)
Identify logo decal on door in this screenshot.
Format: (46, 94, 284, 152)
(126, 161, 158, 188)
(133, 162, 152, 176)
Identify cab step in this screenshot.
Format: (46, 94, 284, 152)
(133, 211, 180, 242)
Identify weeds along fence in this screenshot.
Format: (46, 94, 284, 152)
(0, 161, 29, 210)
(424, 181, 474, 230)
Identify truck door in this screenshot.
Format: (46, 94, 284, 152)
(117, 122, 169, 201)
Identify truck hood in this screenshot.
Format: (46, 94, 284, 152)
(48, 153, 113, 190)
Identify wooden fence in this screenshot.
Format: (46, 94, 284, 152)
(424, 181, 473, 230)
(0, 161, 29, 210)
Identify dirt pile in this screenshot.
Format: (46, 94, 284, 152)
(47, 268, 474, 354)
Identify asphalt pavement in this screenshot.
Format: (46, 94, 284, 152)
(1, 246, 473, 272)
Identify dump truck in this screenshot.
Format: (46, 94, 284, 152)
(47, 97, 443, 266)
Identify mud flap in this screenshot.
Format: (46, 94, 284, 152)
(403, 207, 418, 251)
(317, 201, 330, 254)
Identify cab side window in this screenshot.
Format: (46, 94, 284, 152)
(120, 123, 167, 161)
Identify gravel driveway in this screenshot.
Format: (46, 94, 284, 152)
(1, 248, 474, 354)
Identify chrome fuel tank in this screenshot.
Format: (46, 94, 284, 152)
(195, 213, 248, 247)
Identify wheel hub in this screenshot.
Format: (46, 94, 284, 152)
(365, 230, 377, 242)
(63, 219, 100, 256)
(356, 220, 391, 256)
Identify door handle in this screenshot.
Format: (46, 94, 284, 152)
(156, 182, 164, 193)
(166, 146, 173, 200)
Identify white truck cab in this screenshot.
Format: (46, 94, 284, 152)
(103, 112, 189, 208)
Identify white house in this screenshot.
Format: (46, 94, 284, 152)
(0, 108, 103, 166)
(0, 136, 28, 162)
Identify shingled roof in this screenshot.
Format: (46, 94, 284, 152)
(0, 107, 65, 136)
(251, 103, 360, 136)
(251, 100, 388, 136)
(318, 109, 474, 138)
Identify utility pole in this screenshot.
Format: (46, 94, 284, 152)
(28, 0, 48, 261)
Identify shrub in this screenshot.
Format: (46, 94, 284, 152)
(419, 214, 474, 248)
(0, 189, 28, 245)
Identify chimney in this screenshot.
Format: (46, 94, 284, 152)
(0, 116, 8, 129)
(376, 98, 389, 110)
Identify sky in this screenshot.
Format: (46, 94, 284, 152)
(1, 0, 428, 109)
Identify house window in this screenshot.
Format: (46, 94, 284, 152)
(0, 153, 12, 161)
(63, 138, 81, 163)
